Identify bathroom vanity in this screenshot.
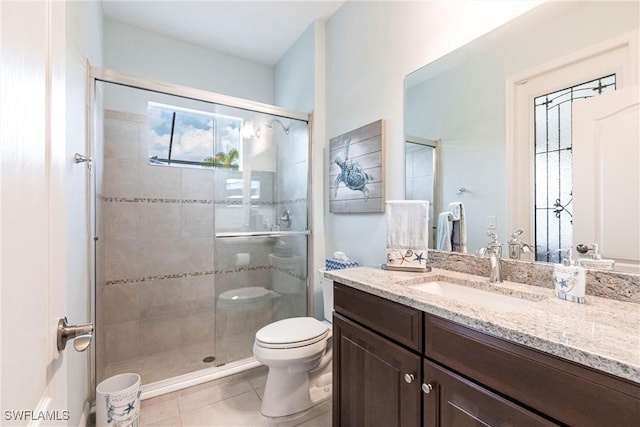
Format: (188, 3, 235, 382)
(327, 267, 640, 427)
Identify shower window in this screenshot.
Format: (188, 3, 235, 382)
(533, 74, 616, 262)
(148, 102, 244, 169)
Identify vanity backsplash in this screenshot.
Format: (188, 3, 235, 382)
(426, 250, 640, 304)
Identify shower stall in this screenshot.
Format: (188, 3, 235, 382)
(91, 69, 310, 395)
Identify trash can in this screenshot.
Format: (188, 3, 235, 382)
(96, 373, 141, 427)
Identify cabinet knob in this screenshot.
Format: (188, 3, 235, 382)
(404, 373, 416, 384)
(422, 383, 433, 394)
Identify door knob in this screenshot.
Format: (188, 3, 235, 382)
(404, 373, 416, 384)
(57, 317, 93, 352)
(422, 383, 434, 394)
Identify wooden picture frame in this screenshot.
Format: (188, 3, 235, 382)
(329, 119, 385, 213)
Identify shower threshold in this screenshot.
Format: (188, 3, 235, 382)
(140, 357, 261, 400)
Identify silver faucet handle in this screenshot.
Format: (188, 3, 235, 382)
(509, 228, 524, 242)
(485, 229, 500, 245)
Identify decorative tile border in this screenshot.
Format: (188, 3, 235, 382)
(278, 198, 308, 205)
(98, 194, 306, 207)
(104, 265, 306, 287)
(105, 270, 215, 286)
(99, 195, 187, 204)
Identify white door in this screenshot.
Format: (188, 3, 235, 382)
(572, 87, 640, 272)
(1, 1, 75, 425)
(507, 30, 638, 259)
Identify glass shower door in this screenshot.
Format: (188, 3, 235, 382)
(95, 81, 221, 384)
(213, 110, 310, 365)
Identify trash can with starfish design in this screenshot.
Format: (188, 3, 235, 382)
(96, 373, 141, 427)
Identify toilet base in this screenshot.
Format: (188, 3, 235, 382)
(260, 367, 313, 417)
(309, 371, 332, 407)
(260, 360, 332, 418)
(254, 317, 334, 418)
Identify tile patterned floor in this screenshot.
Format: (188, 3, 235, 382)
(139, 366, 331, 427)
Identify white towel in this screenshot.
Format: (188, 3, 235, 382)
(448, 202, 467, 253)
(437, 212, 453, 251)
(386, 200, 429, 268)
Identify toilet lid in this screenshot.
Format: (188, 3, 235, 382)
(255, 317, 329, 349)
(219, 286, 270, 301)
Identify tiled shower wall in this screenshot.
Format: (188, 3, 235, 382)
(276, 123, 309, 273)
(97, 110, 217, 382)
(96, 109, 308, 384)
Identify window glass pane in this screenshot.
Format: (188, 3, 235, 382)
(148, 102, 242, 169)
(534, 102, 547, 154)
(534, 153, 548, 208)
(212, 114, 242, 168)
(547, 103, 559, 152)
(559, 101, 571, 150)
(533, 74, 615, 262)
(535, 208, 548, 261)
(173, 109, 214, 163)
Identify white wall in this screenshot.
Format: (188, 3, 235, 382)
(103, 18, 274, 104)
(275, 23, 315, 112)
(324, 1, 542, 266)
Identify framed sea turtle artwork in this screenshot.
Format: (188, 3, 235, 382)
(329, 119, 385, 213)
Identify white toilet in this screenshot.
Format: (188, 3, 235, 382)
(216, 286, 273, 341)
(253, 271, 334, 417)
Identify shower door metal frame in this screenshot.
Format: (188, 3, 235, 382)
(91, 67, 309, 120)
(87, 66, 313, 400)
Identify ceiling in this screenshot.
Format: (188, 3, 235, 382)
(101, 1, 345, 66)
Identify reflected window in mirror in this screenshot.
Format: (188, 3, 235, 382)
(534, 75, 617, 263)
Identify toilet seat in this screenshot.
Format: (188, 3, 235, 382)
(255, 317, 329, 349)
(218, 286, 271, 302)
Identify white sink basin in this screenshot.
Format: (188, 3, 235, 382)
(409, 281, 538, 312)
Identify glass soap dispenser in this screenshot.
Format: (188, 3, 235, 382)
(553, 248, 586, 304)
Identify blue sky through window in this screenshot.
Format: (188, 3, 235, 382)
(148, 102, 242, 167)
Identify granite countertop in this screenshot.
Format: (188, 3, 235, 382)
(324, 266, 640, 384)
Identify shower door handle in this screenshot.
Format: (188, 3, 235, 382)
(57, 317, 93, 352)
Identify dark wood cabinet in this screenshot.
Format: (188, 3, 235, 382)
(333, 314, 421, 427)
(333, 282, 423, 427)
(423, 359, 557, 427)
(425, 314, 640, 426)
(332, 282, 640, 427)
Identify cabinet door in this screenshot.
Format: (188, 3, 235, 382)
(423, 360, 558, 427)
(333, 314, 421, 427)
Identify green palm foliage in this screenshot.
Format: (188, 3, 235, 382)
(203, 148, 239, 168)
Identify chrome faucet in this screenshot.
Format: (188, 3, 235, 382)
(476, 230, 503, 283)
(508, 229, 533, 260)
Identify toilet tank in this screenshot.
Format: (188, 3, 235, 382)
(269, 254, 303, 294)
(319, 269, 334, 322)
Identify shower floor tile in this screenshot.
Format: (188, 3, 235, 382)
(102, 341, 239, 384)
(140, 366, 332, 427)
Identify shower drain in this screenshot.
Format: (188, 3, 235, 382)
(202, 356, 216, 363)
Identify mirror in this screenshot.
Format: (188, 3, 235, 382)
(405, 136, 440, 248)
(404, 1, 639, 271)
